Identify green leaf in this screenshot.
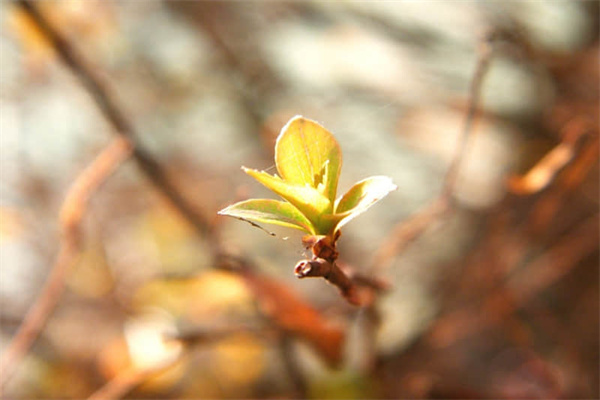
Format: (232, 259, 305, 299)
(334, 176, 397, 230)
(218, 199, 315, 233)
(275, 116, 342, 203)
(243, 167, 333, 229)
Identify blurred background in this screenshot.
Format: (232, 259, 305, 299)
(0, 1, 598, 398)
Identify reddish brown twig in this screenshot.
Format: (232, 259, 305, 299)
(0, 137, 132, 391)
(295, 259, 359, 304)
(371, 34, 497, 272)
(225, 258, 346, 367)
(508, 117, 593, 196)
(16, 0, 210, 236)
(428, 213, 599, 348)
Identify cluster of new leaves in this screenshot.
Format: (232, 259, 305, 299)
(218, 116, 396, 241)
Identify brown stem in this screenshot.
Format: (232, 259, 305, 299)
(0, 137, 133, 391)
(278, 335, 308, 399)
(295, 259, 361, 305)
(372, 33, 498, 272)
(87, 355, 180, 400)
(16, 0, 210, 237)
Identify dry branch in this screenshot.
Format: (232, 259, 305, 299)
(371, 34, 498, 272)
(0, 137, 132, 391)
(217, 255, 347, 367)
(508, 117, 594, 195)
(87, 355, 181, 400)
(16, 0, 210, 236)
(428, 213, 599, 348)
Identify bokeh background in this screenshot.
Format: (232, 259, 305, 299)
(1, 1, 598, 398)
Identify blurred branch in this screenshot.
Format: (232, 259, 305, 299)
(428, 212, 599, 349)
(16, 0, 211, 236)
(0, 137, 133, 391)
(528, 134, 599, 235)
(165, 2, 284, 125)
(219, 255, 347, 368)
(508, 117, 594, 196)
(371, 33, 498, 272)
(87, 355, 181, 400)
(278, 335, 308, 399)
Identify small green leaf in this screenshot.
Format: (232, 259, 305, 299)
(218, 116, 396, 239)
(243, 167, 333, 227)
(218, 199, 314, 233)
(275, 116, 342, 202)
(334, 176, 397, 230)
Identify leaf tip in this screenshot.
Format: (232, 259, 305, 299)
(217, 206, 229, 216)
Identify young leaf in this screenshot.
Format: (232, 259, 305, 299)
(275, 116, 342, 203)
(243, 167, 333, 228)
(218, 199, 315, 233)
(334, 176, 397, 230)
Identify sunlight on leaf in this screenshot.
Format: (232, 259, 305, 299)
(334, 176, 397, 230)
(242, 167, 333, 231)
(218, 116, 395, 238)
(218, 199, 314, 233)
(276, 116, 342, 202)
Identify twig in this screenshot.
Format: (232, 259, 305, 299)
(428, 213, 599, 348)
(508, 116, 593, 196)
(0, 137, 133, 391)
(527, 134, 599, 235)
(16, 0, 210, 236)
(278, 335, 307, 399)
(87, 355, 180, 400)
(371, 34, 497, 272)
(295, 259, 360, 305)
(239, 264, 346, 367)
(294, 259, 388, 306)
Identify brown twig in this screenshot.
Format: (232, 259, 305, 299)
(0, 137, 133, 391)
(295, 259, 360, 305)
(508, 117, 593, 196)
(87, 355, 181, 400)
(294, 258, 388, 306)
(238, 264, 346, 367)
(371, 34, 497, 272)
(278, 334, 308, 399)
(428, 213, 599, 348)
(16, 0, 210, 236)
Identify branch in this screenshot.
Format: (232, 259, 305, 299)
(371, 34, 498, 272)
(0, 137, 133, 391)
(16, 0, 210, 236)
(278, 335, 308, 399)
(87, 355, 180, 400)
(295, 259, 388, 306)
(235, 261, 347, 367)
(428, 213, 599, 348)
(295, 259, 359, 304)
(507, 117, 593, 196)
